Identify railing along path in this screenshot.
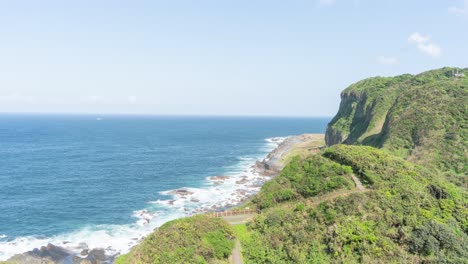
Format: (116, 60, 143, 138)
(207, 208, 259, 218)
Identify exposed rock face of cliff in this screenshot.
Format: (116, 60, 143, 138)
(326, 67, 467, 181)
(325, 74, 410, 146)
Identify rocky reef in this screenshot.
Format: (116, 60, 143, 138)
(5, 243, 113, 264)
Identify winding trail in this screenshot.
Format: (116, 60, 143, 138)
(222, 174, 367, 264)
(222, 215, 254, 264)
(306, 174, 368, 207)
(230, 240, 243, 264)
(351, 174, 365, 190)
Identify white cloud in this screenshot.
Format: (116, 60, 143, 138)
(377, 56, 398, 65)
(408, 32, 429, 44)
(319, 0, 336, 5)
(449, 0, 468, 16)
(408, 32, 441, 58)
(417, 43, 441, 58)
(128, 96, 137, 104)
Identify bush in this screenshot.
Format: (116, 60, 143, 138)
(116, 215, 235, 264)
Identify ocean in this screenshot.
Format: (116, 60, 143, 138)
(0, 114, 328, 260)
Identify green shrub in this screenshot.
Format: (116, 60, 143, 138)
(116, 215, 234, 264)
(244, 145, 468, 263)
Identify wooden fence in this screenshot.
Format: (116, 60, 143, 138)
(207, 208, 259, 218)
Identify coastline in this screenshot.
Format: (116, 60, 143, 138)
(4, 133, 325, 264)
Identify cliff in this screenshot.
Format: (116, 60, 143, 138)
(326, 67, 467, 180)
(102, 68, 468, 263)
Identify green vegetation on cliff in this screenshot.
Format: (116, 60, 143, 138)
(241, 145, 467, 263)
(116, 215, 235, 264)
(116, 67, 467, 264)
(253, 155, 355, 209)
(326, 67, 467, 181)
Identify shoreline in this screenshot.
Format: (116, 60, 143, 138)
(4, 134, 325, 264)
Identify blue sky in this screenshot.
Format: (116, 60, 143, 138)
(0, 0, 467, 116)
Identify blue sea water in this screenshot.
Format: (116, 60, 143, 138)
(0, 114, 328, 259)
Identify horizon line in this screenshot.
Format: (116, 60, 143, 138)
(0, 111, 333, 119)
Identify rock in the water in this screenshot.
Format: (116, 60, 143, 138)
(235, 177, 248, 184)
(168, 189, 194, 196)
(73, 249, 107, 264)
(208, 175, 231, 181)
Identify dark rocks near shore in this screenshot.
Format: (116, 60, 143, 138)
(7, 243, 70, 264)
(6, 243, 113, 264)
(235, 176, 249, 184)
(168, 189, 194, 196)
(208, 175, 231, 186)
(208, 175, 231, 181)
(73, 249, 109, 264)
(4, 134, 322, 264)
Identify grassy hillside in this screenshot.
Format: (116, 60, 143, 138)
(115, 67, 467, 263)
(241, 145, 468, 263)
(116, 215, 235, 264)
(325, 67, 467, 183)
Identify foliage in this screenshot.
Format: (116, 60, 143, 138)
(252, 155, 354, 209)
(116, 67, 468, 264)
(326, 67, 468, 183)
(116, 215, 235, 264)
(242, 145, 468, 263)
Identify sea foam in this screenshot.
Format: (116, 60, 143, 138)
(0, 137, 286, 261)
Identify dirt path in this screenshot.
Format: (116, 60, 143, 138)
(223, 174, 366, 264)
(222, 215, 255, 264)
(229, 239, 243, 264)
(351, 174, 365, 190)
(306, 174, 368, 207)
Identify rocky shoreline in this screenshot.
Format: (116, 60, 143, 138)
(4, 134, 324, 264)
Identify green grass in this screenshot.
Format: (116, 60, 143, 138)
(241, 145, 468, 263)
(116, 215, 235, 264)
(280, 134, 325, 165)
(232, 224, 250, 242)
(114, 67, 468, 264)
(326, 67, 468, 183)
(252, 155, 354, 209)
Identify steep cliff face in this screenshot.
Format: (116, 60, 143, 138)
(326, 67, 468, 178)
(325, 74, 410, 146)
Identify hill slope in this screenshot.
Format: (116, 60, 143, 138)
(325, 67, 467, 180)
(241, 145, 467, 263)
(116, 215, 235, 264)
(115, 67, 468, 264)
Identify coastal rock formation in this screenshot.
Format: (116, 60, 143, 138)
(6, 244, 111, 264)
(7, 244, 70, 264)
(208, 176, 231, 185)
(72, 249, 108, 264)
(208, 176, 231, 181)
(262, 134, 324, 172)
(168, 189, 194, 196)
